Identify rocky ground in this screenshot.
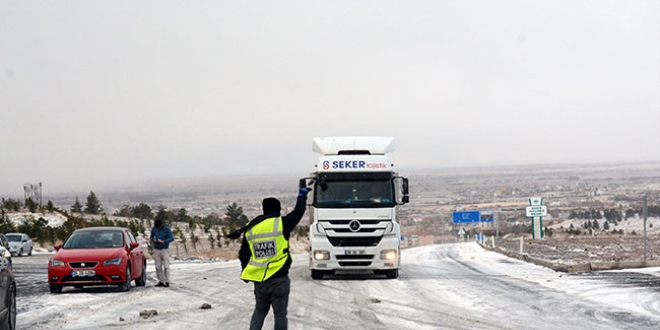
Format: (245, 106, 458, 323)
(488, 233, 660, 272)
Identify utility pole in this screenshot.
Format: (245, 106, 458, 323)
(643, 195, 648, 262)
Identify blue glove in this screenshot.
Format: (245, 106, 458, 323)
(299, 187, 310, 197)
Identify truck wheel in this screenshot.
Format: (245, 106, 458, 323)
(311, 270, 325, 280)
(385, 269, 399, 279)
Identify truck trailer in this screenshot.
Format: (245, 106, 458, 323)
(300, 136, 409, 279)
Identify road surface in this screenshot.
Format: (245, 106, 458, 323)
(13, 243, 660, 329)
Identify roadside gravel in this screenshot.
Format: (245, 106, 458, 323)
(487, 234, 660, 271)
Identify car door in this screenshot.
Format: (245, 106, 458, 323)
(0, 254, 10, 320)
(24, 234, 33, 253)
(125, 231, 144, 279)
(18, 234, 27, 253)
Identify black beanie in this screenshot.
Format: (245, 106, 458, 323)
(262, 197, 281, 214)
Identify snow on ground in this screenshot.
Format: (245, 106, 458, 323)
(15, 242, 660, 330)
(549, 216, 660, 235)
(453, 243, 660, 319)
(5, 212, 68, 229)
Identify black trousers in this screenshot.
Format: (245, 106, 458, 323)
(249, 275, 290, 330)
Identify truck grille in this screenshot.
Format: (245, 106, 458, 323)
(327, 220, 382, 225)
(336, 254, 374, 260)
(328, 236, 382, 247)
(333, 228, 378, 233)
(338, 261, 372, 267)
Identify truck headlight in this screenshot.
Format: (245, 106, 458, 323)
(313, 250, 330, 260)
(380, 250, 397, 260)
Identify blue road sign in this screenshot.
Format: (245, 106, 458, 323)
(453, 211, 481, 224)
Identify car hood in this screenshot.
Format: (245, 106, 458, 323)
(53, 248, 126, 262)
(7, 242, 21, 248)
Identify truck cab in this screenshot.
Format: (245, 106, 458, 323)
(301, 137, 409, 279)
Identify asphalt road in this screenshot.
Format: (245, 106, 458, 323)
(11, 254, 51, 297)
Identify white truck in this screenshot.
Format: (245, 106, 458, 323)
(300, 137, 409, 279)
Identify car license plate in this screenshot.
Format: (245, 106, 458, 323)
(344, 250, 364, 255)
(71, 270, 95, 277)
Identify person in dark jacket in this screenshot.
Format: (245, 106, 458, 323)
(150, 219, 174, 287)
(237, 187, 309, 330)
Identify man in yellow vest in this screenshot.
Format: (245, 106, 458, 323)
(238, 187, 309, 330)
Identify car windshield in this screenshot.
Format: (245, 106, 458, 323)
(6, 235, 21, 242)
(63, 231, 124, 249)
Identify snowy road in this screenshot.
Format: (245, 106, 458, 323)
(14, 243, 660, 329)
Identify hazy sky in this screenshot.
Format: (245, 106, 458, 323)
(1, 1, 659, 195)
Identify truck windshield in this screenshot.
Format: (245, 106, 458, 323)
(315, 179, 394, 208)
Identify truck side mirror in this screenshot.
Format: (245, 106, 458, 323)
(398, 178, 410, 204)
(300, 178, 315, 189)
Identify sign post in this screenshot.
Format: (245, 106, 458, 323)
(526, 197, 546, 239)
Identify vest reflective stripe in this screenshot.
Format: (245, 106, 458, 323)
(247, 217, 282, 239)
(241, 217, 289, 282)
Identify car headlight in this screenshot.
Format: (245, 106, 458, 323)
(50, 259, 65, 267)
(103, 257, 123, 266)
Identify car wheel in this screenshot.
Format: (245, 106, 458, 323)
(135, 261, 147, 287)
(119, 266, 131, 292)
(28, 247, 32, 256)
(17, 248, 22, 257)
(49, 285, 63, 294)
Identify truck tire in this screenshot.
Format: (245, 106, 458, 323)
(385, 269, 399, 279)
(311, 270, 325, 280)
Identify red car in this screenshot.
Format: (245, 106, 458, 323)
(48, 227, 147, 293)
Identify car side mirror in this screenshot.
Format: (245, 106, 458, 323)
(54, 244, 62, 251)
(129, 242, 139, 250)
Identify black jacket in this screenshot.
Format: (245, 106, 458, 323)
(239, 194, 307, 281)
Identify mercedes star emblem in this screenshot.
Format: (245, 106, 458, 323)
(348, 220, 361, 232)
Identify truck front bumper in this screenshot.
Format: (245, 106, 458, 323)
(309, 235, 400, 271)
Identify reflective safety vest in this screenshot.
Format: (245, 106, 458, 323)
(240, 217, 289, 282)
